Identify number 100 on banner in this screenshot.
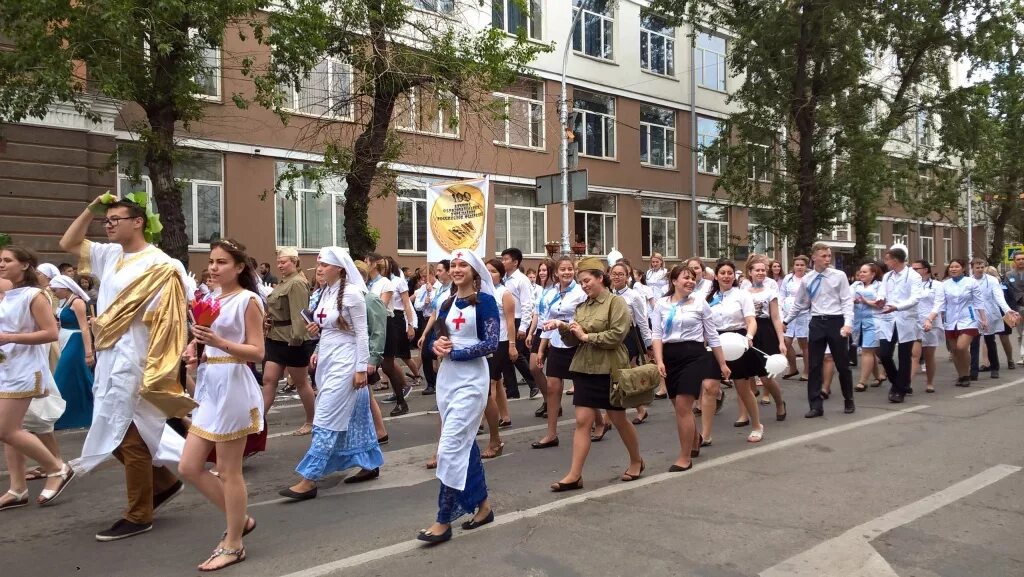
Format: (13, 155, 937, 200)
(426, 176, 489, 262)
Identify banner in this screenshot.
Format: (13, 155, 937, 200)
(426, 176, 489, 262)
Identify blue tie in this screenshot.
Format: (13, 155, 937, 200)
(808, 274, 824, 300)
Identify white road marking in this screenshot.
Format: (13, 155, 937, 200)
(272, 405, 930, 577)
(760, 464, 1021, 577)
(955, 377, 1024, 398)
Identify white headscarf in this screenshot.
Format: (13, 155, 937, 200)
(317, 247, 367, 293)
(449, 250, 494, 297)
(49, 274, 90, 302)
(38, 263, 60, 280)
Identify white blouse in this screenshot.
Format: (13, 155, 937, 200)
(651, 295, 720, 346)
(708, 287, 755, 332)
(538, 282, 587, 348)
(613, 286, 653, 347)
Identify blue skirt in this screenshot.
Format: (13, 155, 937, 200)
(54, 332, 94, 430)
(437, 442, 488, 524)
(296, 389, 384, 481)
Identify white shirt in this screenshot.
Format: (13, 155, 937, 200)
(368, 274, 394, 302)
(783, 267, 855, 327)
(778, 273, 808, 320)
(691, 278, 713, 301)
(645, 268, 669, 297)
(613, 285, 653, 347)
(746, 283, 779, 319)
(494, 285, 510, 342)
(503, 269, 534, 330)
(412, 284, 431, 312)
(876, 266, 923, 343)
(931, 276, 984, 331)
(424, 282, 452, 318)
(917, 278, 939, 321)
(650, 294, 720, 346)
(709, 287, 756, 332)
(632, 282, 657, 307)
(539, 281, 587, 348)
(974, 273, 1012, 334)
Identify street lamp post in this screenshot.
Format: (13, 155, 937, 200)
(559, 2, 587, 255)
(965, 160, 974, 261)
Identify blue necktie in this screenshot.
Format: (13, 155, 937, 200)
(808, 274, 824, 300)
(663, 299, 687, 337)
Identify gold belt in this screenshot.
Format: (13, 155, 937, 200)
(205, 356, 246, 365)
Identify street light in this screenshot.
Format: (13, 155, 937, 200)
(558, 1, 589, 255)
(964, 158, 974, 261)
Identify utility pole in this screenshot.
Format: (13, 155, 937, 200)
(559, 2, 587, 255)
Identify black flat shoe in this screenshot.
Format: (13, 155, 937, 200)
(888, 393, 905, 403)
(531, 438, 559, 449)
(820, 390, 830, 400)
(460, 509, 494, 530)
(654, 392, 668, 400)
(631, 412, 648, 425)
(733, 419, 750, 428)
(782, 371, 799, 380)
(805, 408, 824, 418)
(621, 460, 645, 482)
(389, 404, 409, 417)
(776, 401, 787, 421)
(550, 478, 583, 492)
(844, 400, 855, 414)
(590, 423, 612, 442)
(955, 377, 970, 387)
(668, 463, 693, 473)
(377, 434, 389, 445)
(498, 419, 512, 429)
(417, 526, 452, 544)
(344, 468, 380, 484)
(278, 487, 317, 501)
(535, 403, 547, 418)
(691, 434, 703, 458)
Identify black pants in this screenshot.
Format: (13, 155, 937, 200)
(421, 343, 438, 389)
(503, 318, 535, 397)
(878, 326, 914, 396)
(969, 333, 999, 376)
(807, 315, 853, 410)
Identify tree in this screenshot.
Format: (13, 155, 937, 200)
(648, 0, 978, 259)
(0, 0, 274, 263)
(248, 0, 548, 259)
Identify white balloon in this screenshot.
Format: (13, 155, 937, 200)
(764, 354, 789, 378)
(719, 332, 749, 361)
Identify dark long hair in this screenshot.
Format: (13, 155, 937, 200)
(665, 265, 697, 298)
(486, 258, 504, 286)
(436, 264, 480, 339)
(333, 268, 350, 331)
(210, 239, 260, 296)
(2, 245, 41, 288)
(706, 260, 736, 303)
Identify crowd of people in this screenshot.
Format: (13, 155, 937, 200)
(3, 192, 1024, 571)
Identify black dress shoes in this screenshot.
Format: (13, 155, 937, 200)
(888, 392, 905, 403)
(417, 526, 452, 544)
(804, 408, 824, 418)
(278, 487, 318, 501)
(344, 468, 380, 484)
(844, 399, 855, 414)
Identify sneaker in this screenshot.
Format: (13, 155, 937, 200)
(421, 386, 436, 396)
(153, 480, 184, 512)
(96, 519, 153, 542)
(389, 403, 409, 417)
(402, 385, 412, 398)
(382, 394, 397, 403)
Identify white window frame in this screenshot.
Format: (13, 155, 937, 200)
(188, 29, 221, 101)
(892, 221, 909, 247)
(830, 223, 852, 242)
(492, 0, 542, 40)
(396, 188, 428, 254)
(574, 193, 617, 256)
(921, 233, 934, 265)
(573, 90, 616, 160)
(943, 231, 953, 264)
(572, 4, 614, 61)
(695, 32, 726, 92)
(396, 86, 460, 138)
(697, 203, 729, 259)
(641, 199, 677, 259)
(748, 221, 776, 259)
(274, 164, 348, 250)
(917, 110, 933, 148)
(697, 116, 722, 175)
(412, 0, 454, 14)
(640, 15, 675, 76)
(494, 189, 547, 257)
(640, 105, 676, 168)
(748, 142, 772, 182)
(283, 56, 353, 121)
(493, 82, 545, 150)
(117, 167, 224, 249)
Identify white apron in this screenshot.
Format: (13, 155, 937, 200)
(74, 242, 188, 473)
(435, 302, 489, 491)
(311, 282, 369, 431)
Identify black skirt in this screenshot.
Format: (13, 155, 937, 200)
(385, 310, 412, 359)
(529, 329, 543, 354)
(488, 341, 510, 381)
(663, 341, 707, 398)
(570, 371, 622, 411)
(708, 329, 761, 381)
(264, 338, 314, 368)
(545, 345, 577, 379)
(754, 317, 780, 377)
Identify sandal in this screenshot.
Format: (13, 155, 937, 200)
(37, 463, 76, 506)
(0, 489, 29, 511)
(24, 467, 47, 481)
(631, 411, 648, 425)
(855, 383, 867, 392)
(747, 426, 765, 443)
(198, 547, 246, 572)
(481, 442, 505, 459)
(872, 378, 885, 387)
(426, 456, 438, 469)
(292, 423, 313, 436)
(759, 397, 771, 405)
(221, 516, 257, 539)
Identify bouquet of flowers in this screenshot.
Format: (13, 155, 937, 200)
(191, 296, 221, 358)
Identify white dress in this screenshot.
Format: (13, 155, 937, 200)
(0, 287, 58, 399)
(312, 281, 369, 431)
(190, 290, 265, 442)
(780, 274, 810, 338)
(918, 279, 941, 347)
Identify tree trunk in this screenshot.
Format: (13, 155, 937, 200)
(145, 104, 189, 265)
(988, 195, 1015, 266)
(792, 2, 818, 256)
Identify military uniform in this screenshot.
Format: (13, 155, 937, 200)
(264, 272, 314, 367)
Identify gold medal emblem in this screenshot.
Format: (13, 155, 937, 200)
(430, 183, 486, 252)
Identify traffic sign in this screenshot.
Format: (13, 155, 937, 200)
(1004, 244, 1024, 264)
(535, 169, 588, 206)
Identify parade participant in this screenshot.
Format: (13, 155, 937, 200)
(926, 258, 987, 386)
(525, 260, 554, 406)
(769, 260, 785, 283)
(645, 253, 669, 297)
(500, 248, 538, 399)
(384, 256, 421, 390)
(744, 258, 787, 421)
(413, 265, 435, 345)
(631, 268, 657, 308)
(261, 247, 316, 436)
(969, 259, 1015, 380)
(178, 239, 265, 571)
(851, 263, 884, 392)
(366, 254, 409, 416)
(532, 256, 587, 448)
(0, 249, 72, 511)
(700, 260, 764, 445)
(686, 257, 713, 300)
(910, 260, 940, 393)
(48, 275, 94, 430)
(783, 243, 856, 418)
(416, 250, 499, 544)
(779, 255, 811, 381)
(1003, 250, 1024, 364)
(609, 262, 653, 427)
(279, 247, 381, 499)
(418, 261, 452, 397)
(354, 261, 389, 448)
(548, 257, 641, 490)
(992, 266, 1016, 370)
(60, 194, 192, 540)
(875, 247, 923, 403)
(482, 258, 516, 457)
(652, 266, 729, 472)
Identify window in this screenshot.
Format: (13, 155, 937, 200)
(697, 117, 723, 175)
(917, 110, 933, 148)
(640, 15, 674, 76)
(641, 199, 677, 258)
(396, 176, 446, 253)
(275, 163, 347, 249)
(284, 57, 352, 119)
(892, 221, 909, 247)
(640, 105, 676, 168)
(494, 184, 547, 256)
(395, 86, 459, 137)
(748, 219, 775, 259)
(943, 229, 953, 264)
(413, 0, 454, 13)
(697, 203, 729, 259)
(189, 30, 221, 99)
(920, 226, 934, 264)
(830, 223, 851, 242)
(494, 79, 544, 149)
(492, 0, 542, 40)
(748, 143, 771, 182)
(572, 3, 614, 61)
(868, 222, 884, 260)
(695, 33, 726, 91)
(573, 90, 615, 159)
(573, 192, 616, 255)
(117, 150, 223, 247)
(897, 116, 912, 142)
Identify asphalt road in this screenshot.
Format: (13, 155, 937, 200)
(2, 357, 1022, 577)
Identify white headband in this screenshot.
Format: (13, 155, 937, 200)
(317, 247, 368, 293)
(49, 275, 90, 302)
(38, 263, 60, 279)
(449, 250, 494, 296)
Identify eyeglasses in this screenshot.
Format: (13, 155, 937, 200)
(102, 216, 139, 227)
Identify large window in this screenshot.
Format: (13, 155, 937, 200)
(118, 150, 222, 247)
(275, 163, 347, 250)
(869, 221, 884, 260)
(943, 228, 953, 264)
(284, 57, 352, 119)
(695, 33, 726, 91)
(641, 199, 677, 258)
(920, 226, 934, 264)
(697, 202, 729, 259)
(748, 219, 775, 259)
(572, 3, 614, 61)
(574, 192, 616, 255)
(640, 15, 674, 76)
(573, 90, 615, 159)
(748, 143, 772, 182)
(640, 105, 676, 168)
(495, 184, 547, 256)
(494, 79, 544, 149)
(892, 221, 909, 247)
(413, 0, 454, 13)
(697, 117, 723, 175)
(831, 223, 851, 242)
(395, 86, 459, 137)
(492, 0, 542, 40)
(396, 176, 444, 253)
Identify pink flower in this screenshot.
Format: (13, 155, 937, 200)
(192, 297, 221, 327)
